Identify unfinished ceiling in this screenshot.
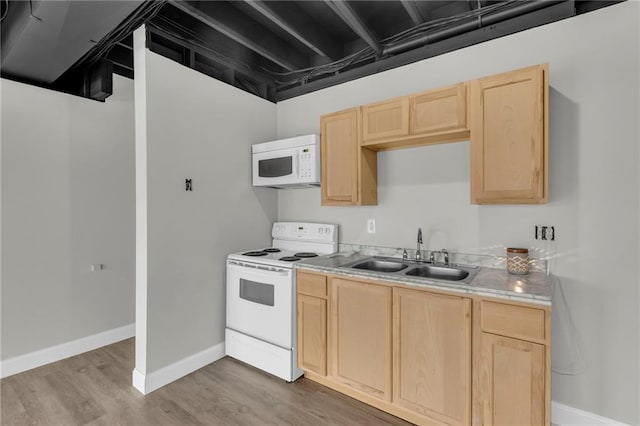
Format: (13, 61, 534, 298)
(0, 0, 623, 102)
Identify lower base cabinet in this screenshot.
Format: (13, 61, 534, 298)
(393, 288, 472, 425)
(297, 294, 327, 376)
(480, 333, 545, 426)
(296, 270, 550, 426)
(330, 278, 392, 401)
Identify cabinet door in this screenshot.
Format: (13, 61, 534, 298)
(362, 97, 409, 142)
(297, 295, 327, 375)
(330, 278, 392, 401)
(470, 64, 548, 204)
(393, 288, 471, 425)
(480, 333, 545, 426)
(410, 83, 467, 136)
(321, 109, 359, 205)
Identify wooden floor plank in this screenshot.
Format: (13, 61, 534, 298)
(1, 338, 412, 426)
(44, 370, 107, 425)
(6, 369, 77, 425)
(0, 380, 25, 420)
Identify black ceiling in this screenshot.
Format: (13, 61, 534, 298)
(0, 0, 623, 102)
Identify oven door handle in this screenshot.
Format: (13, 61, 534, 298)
(227, 261, 291, 276)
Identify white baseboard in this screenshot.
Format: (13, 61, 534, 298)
(0, 323, 135, 379)
(132, 341, 225, 395)
(132, 367, 146, 393)
(552, 401, 631, 426)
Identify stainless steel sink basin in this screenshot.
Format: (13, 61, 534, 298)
(405, 265, 469, 281)
(345, 256, 479, 284)
(350, 259, 409, 273)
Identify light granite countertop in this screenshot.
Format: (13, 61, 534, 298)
(295, 252, 552, 305)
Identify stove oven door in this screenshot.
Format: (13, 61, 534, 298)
(226, 260, 293, 349)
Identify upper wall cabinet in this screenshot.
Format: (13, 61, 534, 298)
(361, 97, 410, 142)
(320, 108, 377, 206)
(319, 63, 549, 206)
(361, 84, 470, 151)
(410, 83, 468, 137)
(470, 64, 549, 204)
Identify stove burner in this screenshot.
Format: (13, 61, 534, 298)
(243, 251, 269, 256)
(262, 248, 281, 253)
(280, 256, 301, 262)
(294, 252, 318, 258)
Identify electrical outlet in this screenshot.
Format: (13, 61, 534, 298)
(535, 225, 555, 241)
(91, 264, 104, 272)
(367, 219, 376, 234)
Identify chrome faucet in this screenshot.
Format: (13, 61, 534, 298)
(442, 249, 450, 266)
(415, 228, 423, 261)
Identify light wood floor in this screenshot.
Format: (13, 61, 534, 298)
(1, 338, 411, 425)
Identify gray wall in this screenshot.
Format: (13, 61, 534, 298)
(136, 50, 278, 374)
(1, 76, 135, 360)
(277, 3, 639, 424)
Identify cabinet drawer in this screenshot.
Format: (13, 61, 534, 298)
(481, 300, 546, 342)
(297, 272, 327, 297)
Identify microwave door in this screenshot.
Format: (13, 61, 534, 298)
(253, 148, 298, 186)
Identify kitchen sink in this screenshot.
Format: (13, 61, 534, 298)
(345, 256, 479, 284)
(350, 259, 409, 273)
(405, 265, 469, 281)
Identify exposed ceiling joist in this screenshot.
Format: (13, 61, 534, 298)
(400, 0, 425, 25)
(116, 41, 132, 50)
(106, 44, 133, 71)
(277, 0, 576, 101)
(242, 0, 340, 60)
(148, 25, 274, 88)
(168, 0, 307, 71)
(113, 63, 134, 79)
(324, 0, 382, 56)
(1, 0, 622, 103)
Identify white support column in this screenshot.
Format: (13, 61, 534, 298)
(132, 24, 148, 394)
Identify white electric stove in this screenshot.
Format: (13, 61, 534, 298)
(225, 222, 338, 381)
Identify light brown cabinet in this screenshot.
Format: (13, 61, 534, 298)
(477, 300, 550, 426)
(479, 334, 545, 426)
(393, 287, 472, 425)
(361, 97, 410, 142)
(296, 272, 327, 376)
(470, 64, 548, 204)
(410, 83, 468, 137)
(320, 108, 377, 206)
(296, 270, 551, 426)
(329, 277, 392, 402)
(360, 84, 470, 151)
(297, 295, 327, 376)
(320, 64, 549, 206)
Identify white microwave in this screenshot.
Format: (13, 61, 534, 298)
(252, 134, 320, 188)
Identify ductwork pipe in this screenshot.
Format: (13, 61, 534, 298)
(382, 0, 568, 56)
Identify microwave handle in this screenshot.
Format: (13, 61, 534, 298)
(293, 151, 299, 177)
